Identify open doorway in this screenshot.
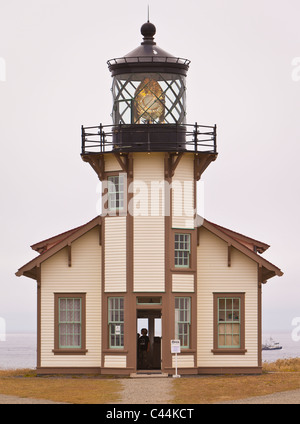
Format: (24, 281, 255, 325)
(137, 310, 161, 370)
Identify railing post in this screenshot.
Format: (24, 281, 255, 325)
(81, 125, 85, 154)
(194, 122, 198, 152)
(99, 123, 103, 153)
(147, 121, 150, 151)
(214, 124, 217, 154)
(119, 122, 122, 151)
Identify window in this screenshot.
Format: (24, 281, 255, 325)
(59, 298, 81, 348)
(108, 297, 124, 349)
(174, 233, 191, 268)
(107, 175, 124, 211)
(212, 293, 246, 355)
(217, 297, 240, 348)
(175, 297, 191, 348)
(53, 293, 87, 355)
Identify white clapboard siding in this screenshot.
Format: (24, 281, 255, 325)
(105, 216, 127, 292)
(172, 153, 195, 229)
(172, 274, 194, 292)
(133, 153, 165, 292)
(197, 228, 259, 368)
(172, 355, 194, 368)
(40, 227, 102, 368)
(104, 355, 127, 368)
(104, 154, 123, 172)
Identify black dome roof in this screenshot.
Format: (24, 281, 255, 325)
(107, 21, 190, 77)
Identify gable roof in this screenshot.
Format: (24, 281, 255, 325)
(16, 214, 282, 282)
(16, 216, 102, 280)
(199, 217, 283, 281)
(204, 220, 270, 254)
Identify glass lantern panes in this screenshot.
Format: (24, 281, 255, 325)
(112, 73, 186, 125)
(218, 297, 241, 348)
(59, 298, 81, 348)
(108, 297, 124, 348)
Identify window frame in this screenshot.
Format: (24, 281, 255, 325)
(108, 297, 125, 349)
(175, 297, 191, 349)
(53, 293, 87, 355)
(212, 293, 247, 355)
(174, 233, 191, 268)
(107, 174, 125, 212)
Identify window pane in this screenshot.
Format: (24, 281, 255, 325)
(233, 298, 239, 309)
(60, 299, 66, 310)
(219, 299, 225, 310)
(74, 299, 81, 310)
(60, 311, 66, 322)
(60, 335, 66, 347)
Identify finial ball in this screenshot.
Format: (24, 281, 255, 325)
(141, 22, 156, 38)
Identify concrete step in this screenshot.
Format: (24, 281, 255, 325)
(130, 371, 169, 378)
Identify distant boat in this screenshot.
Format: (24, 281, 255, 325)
(262, 337, 282, 351)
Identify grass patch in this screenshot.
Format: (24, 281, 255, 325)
(0, 369, 122, 404)
(262, 358, 300, 373)
(172, 362, 300, 404)
(1, 360, 300, 404)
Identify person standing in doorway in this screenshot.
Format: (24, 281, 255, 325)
(138, 328, 150, 369)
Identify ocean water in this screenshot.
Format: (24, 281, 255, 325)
(0, 332, 299, 370)
(262, 332, 300, 363)
(0, 334, 36, 370)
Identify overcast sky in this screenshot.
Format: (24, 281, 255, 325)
(0, 0, 299, 335)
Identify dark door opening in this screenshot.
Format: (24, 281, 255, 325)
(137, 309, 161, 370)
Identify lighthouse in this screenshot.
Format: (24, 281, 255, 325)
(81, 20, 217, 373)
(16, 21, 282, 376)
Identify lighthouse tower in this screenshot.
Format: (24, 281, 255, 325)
(81, 21, 217, 374)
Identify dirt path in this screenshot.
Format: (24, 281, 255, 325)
(117, 378, 173, 404)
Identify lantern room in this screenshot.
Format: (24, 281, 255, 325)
(108, 22, 189, 126)
(108, 21, 189, 126)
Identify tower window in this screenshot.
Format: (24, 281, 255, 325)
(108, 297, 124, 349)
(107, 175, 125, 211)
(174, 233, 191, 267)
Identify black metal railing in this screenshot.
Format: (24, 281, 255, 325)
(107, 56, 191, 67)
(81, 123, 217, 155)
